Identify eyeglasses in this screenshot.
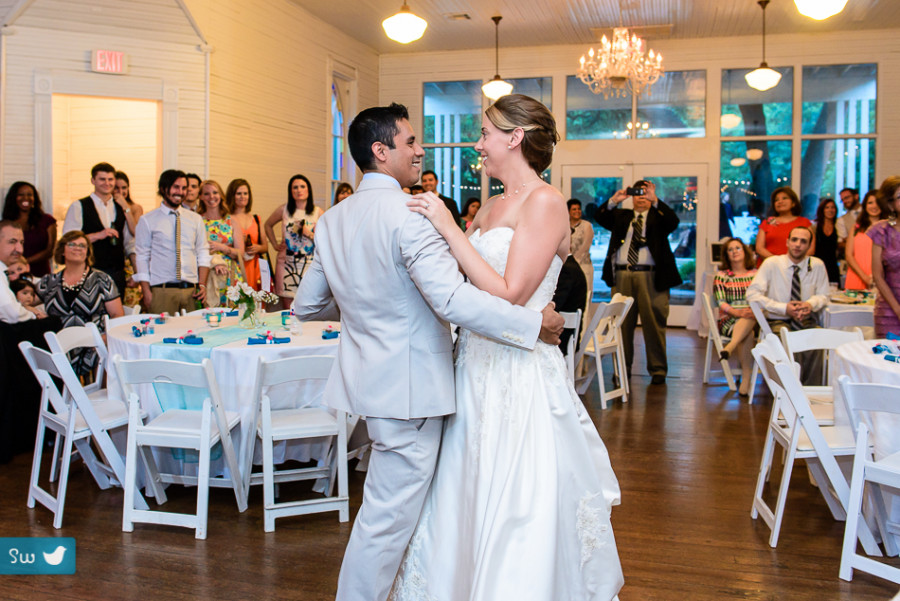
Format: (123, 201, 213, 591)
(66, 242, 88, 250)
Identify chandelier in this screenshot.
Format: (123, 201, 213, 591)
(577, 27, 664, 98)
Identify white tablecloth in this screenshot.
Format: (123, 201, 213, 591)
(833, 338, 900, 545)
(107, 313, 340, 478)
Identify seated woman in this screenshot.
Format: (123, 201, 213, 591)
(846, 190, 889, 290)
(714, 237, 758, 397)
(36, 231, 123, 375)
(199, 180, 246, 307)
(755, 186, 813, 266)
(813, 197, 840, 285)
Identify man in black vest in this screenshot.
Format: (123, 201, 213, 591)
(62, 162, 132, 297)
(597, 180, 681, 385)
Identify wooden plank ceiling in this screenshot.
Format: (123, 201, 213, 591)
(292, 0, 900, 54)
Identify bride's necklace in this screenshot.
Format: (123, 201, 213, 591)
(499, 178, 540, 200)
(61, 266, 88, 292)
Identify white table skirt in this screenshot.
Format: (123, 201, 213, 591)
(107, 313, 340, 479)
(833, 338, 900, 547)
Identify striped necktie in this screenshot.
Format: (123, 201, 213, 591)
(790, 264, 802, 328)
(627, 213, 644, 267)
(174, 209, 182, 281)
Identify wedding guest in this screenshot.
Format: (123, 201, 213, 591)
(114, 171, 144, 308)
(0, 220, 45, 322)
(227, 178, 267, 291)
(199, 180, 245, 307)
(460, 197, 480, 230)
(845, 190, 889, 290)
(1, 181, 56, 277)
(182, 173, 202, 212)
(813, 197, 840, 285)
(333, 182, 353, 206)
(714, 238, 758, 397)
(755, 186, 813, 265)
(836, 187, 861, 250)
(869, 176, 900, 338)
(6, 256, 32, 282)
(409, 184, 424, 195)
(266, 174, 323, 309)
(37, 230, 123, 374)
(568, 197, 595, 315)
(62, 162, 133, 298)
(134, 170, 210, 314)
(421, 170, 462, 231)
(11, 278, 42, 312)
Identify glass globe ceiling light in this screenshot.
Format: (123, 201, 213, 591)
(746, 0, 781, 92)
(720, 113, 743, 129)
(382, 1, 427, 44)
(482, 16, 513, 100)
(577, 27, 663, 99)
(794, 0, 848, 20)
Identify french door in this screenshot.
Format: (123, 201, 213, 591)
(561, 163, 711, 327)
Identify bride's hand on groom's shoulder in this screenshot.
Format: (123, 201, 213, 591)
(409, 192, 454, 235)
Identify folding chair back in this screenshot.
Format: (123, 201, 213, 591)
(45, 322, 108, 389)
(113, 355, 246, 539)
(749, 300, 774, 337)
(824, 306, 874, 329)
(575, 295, 633, 407)
(701, 291, 736, 390)
(780, 327, 862, 384)
(837, 375, 900, 583)
(244, 355, 348, 531)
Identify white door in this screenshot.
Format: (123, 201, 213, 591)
(562, 163, 711, 327)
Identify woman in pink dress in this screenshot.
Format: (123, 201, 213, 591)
(755, 186, 813, 266)
(870, 176, 900, 337)
(845, 190, 889, 290)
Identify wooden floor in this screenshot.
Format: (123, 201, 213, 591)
(2, 329, 899, 600)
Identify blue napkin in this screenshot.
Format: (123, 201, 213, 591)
(322, 329, 340, 340)
(887, 332, 900, 341)
(224, 310, 239, 317)
(247, 337, 290, 345)
(162, 336, 204, 345)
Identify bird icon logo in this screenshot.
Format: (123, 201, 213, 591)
(42, 546, 67, 566)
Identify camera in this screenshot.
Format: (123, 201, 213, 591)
(625, 186, 645, 197)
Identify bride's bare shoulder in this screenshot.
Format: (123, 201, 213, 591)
(521, 184, 567, 219)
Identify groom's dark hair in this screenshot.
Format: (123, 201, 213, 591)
(348, 103, 409, 171)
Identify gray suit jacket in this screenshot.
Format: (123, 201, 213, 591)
(293, 175, 542, 419)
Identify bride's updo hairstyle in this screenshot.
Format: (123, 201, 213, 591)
(485, 94, 559, 174)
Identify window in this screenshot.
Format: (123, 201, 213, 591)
(800, 64, 877, 206)
(566, 70, 706, 140)
(507, 77, 553, 110)
(330, 83, 345, 201)
(721, 67, 793, 137)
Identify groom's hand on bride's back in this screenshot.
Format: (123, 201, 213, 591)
(538, 302, 564, 345)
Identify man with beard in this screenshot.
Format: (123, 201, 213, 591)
(134, 169, 210, 314)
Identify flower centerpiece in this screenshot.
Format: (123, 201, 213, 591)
(226, 282, 278, 329)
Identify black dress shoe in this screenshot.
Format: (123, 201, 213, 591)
(650, 374, 666, 385)
(719, 349, 730, 361)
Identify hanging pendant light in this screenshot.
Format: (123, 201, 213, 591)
(794, 0, 848, 20)
(482, 16, 513, 100)
(382, 1, 427, 44)
(745, 0, 782, 91)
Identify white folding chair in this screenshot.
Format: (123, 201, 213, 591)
(749, 336, 879, 552)
(780, 327, 863, 387)
(838, 376, 900, 584)
(575, 295, 633, 409)
(559, 309, 582, 383)
(242, 355, 349, 532)
(701, 292, 736, 391)
(124, 304, 141, 316)
(19, 342, 147, 528)
(749, 299, 774, 338)
(824, 306, 874, 330)
(113, 355, 247, 539)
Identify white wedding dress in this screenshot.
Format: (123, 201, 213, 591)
(391, 227, 624, 601)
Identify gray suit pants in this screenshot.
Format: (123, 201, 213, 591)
(336, 415, 443, 601)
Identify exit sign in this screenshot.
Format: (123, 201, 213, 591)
(91, 50, 129, 75)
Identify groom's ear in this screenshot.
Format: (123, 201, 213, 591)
(371, 141, 388, 164)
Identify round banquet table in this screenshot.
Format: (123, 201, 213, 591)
(833, 338, 900, 548)
(107, 312, 340, 479)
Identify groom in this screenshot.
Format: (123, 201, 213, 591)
(293, 103, 564, 601)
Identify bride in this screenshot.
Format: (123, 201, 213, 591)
(391, 94, 623, 601)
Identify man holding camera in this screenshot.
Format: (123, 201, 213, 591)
(597, 180, 681, 385)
